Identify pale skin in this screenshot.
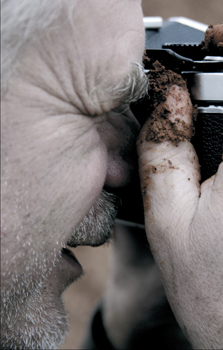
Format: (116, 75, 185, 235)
(1, 0, 144, 284)
(138, 85, 223, 348)
(1, 0, 145, 347)
(104, 85, 223, 348)
(1, 0, 223, 348)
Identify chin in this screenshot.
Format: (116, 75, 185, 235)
(1, 288, 68, 350)
(0, 249, 83, 350)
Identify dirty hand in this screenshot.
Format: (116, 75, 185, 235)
(137, 82, 223, 349)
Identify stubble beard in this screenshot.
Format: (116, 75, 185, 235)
(1, 190, 120, 349)
(67, 189, 120, 247)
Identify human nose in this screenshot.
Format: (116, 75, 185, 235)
(99, 108, 140, 189)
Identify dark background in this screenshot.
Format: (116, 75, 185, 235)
(60, 3, 222, 349)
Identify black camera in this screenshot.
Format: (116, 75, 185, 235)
(116, 17, 223, 227)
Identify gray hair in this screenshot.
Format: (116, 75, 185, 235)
(110, 61, 149, 106)
(1, 0, 76, 94)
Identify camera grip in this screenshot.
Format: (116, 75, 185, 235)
(193, 111, 223, 182)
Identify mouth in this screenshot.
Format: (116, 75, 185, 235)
(59, 188, 120, 278)
(60, 230, 113, 280)
(60, 246, 83, 277)
(62, 235, 110, 266)
(59, 239, 110, 287)
(61, 246, 80, 265)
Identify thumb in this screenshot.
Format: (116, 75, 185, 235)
(137, 77, 223, 349)
(137, 83, 201, 267)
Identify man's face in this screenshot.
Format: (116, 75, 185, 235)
(1, 0, 145, 348)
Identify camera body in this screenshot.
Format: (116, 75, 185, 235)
(116, 17, 223, 226)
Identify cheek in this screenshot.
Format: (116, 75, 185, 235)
(1, 140, 108, 290)
(31, 137, 108, 239)
(2, 122, 108, 261)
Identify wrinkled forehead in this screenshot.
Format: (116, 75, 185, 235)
(69, 0, 145, 75)
(2, 0, 144, 101)
(16, 0, 145, 113)
(62, 0, 145, 113)
(3, 0, 145, 116)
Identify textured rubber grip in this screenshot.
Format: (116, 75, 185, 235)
(193, 113, 223, 182)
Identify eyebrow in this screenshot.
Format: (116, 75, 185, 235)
(110, 62, 149, 106)
(94, 62, 149, 114)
